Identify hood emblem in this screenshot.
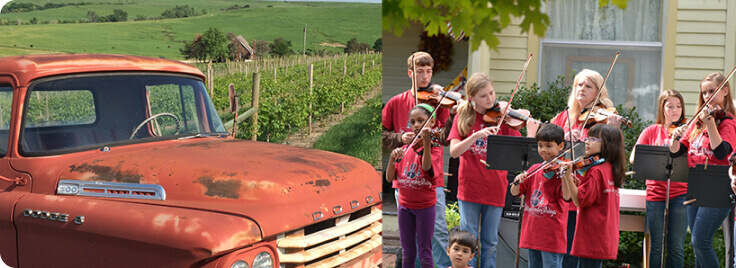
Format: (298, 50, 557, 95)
(57, 180, 166, 201)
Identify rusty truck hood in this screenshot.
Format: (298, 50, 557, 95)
(54, 138, 381, 237)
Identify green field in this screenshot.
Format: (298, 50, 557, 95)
(0, 0, 380, 59)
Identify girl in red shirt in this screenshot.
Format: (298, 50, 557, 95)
(562, 124, 626, 267)
(669, 72, 736, 267)
(447, 73, 537, 268)
(631, 89, 688, 267)
(387, 103, 444, 268)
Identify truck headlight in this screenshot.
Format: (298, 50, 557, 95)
(230, 260, 249, 268)
(252, 251, 273, 268)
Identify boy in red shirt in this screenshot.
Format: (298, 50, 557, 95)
(510, 124, 569, 267)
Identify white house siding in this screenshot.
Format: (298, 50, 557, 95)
(673, 0, 736, 116)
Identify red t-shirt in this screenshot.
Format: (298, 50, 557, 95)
(571, 162, 620, 260)
(383, 89, 449, 188)
(635, 124, 688, 201)
(394, 145, 442, 209)
(679, 116, 736, 167)
(518, 163, 569, 254)
(382, 90, 450, 135)
(447, 112, 521, 206)
(552, 110, 588, 211)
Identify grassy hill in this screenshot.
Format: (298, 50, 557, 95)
(0, 0, 380, 59)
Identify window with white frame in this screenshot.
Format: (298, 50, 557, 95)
(540, 0, 663, 121)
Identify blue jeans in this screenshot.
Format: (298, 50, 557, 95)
(458, 200, 502, 268)
(395, 188, 451, 268)
(528, 249, 562, 268)
(433, 187, 451, 267)
(562, 210, 578, 268)
(576, 257, 602, 268)
(688, 206, 731, 268)
(646, 194, 688, 268)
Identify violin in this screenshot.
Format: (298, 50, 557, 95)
(694, 105, 729, 127)
(578, 105, 633, 128)
(483, 101, 543, 129)
(411, 128, 442, 151)
(416, 85, 463, 109)
(545, 155, 603, 176)
(668, 118, 687, 136)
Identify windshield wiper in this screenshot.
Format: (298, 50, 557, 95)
(178, 132, 230, 140)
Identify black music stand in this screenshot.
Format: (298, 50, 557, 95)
(632, 144, 688, 268)
(687, 164, 732, 208)
(485, 136, 543, 171)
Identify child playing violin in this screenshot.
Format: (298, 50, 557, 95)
(382, 51, 452, 267)
(669, 72, 736, 267)
(561, 124, 626, 268)
(387, 103, 445, 268)
(447, 73, 538, 268)
(631, 89, 688, 268)
(549, 69, 621, 268)
(509, 124, 569, 268)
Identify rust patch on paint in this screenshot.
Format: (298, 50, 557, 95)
(68, 163, 143, 183)
(315, 179, 331, 187)
(197, 176, 241, 199)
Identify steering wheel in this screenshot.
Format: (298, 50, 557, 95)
(129, 112, 180, 140)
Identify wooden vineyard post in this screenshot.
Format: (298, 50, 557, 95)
(251, 72, 260, 141)
(228, 84, 236, 112)
(207, 61, 213, 99)
(362, 61, 365, 76)
(343, 59, 347, 77)
(308, 64, 314, 134)
(273, 67, 277, 83)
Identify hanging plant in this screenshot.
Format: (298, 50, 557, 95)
(418, 31, 453, 71)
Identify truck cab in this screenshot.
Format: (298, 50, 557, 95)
(0, 54, 382, 268)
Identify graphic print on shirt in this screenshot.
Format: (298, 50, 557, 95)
(526, 181, 557, 217)
(689, 134, 714, 159)
(399, 162, 432, 189)
(469, 133, 487, 156)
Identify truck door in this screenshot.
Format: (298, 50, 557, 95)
(0, 78, 31, 267)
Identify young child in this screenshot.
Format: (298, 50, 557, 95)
(446, 227, 477, 268)
(382, 51, 452, 267)
(447, 73, 536, 268)
(509, 124, 569, 268)
(670, 72, 736, 267)
(387, 103, 444, 268)
(561, 124, 626, 268)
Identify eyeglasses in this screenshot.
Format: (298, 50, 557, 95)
(583, 137, 602, 143)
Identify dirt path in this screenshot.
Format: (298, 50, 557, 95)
(283, 86, 381, 148)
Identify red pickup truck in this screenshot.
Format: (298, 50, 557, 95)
(0, 54, 382, 268)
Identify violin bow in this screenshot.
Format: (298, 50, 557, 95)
(513, 143, 584, 185)
(566, 106, 576, 161)
(674, 64, 736, 141)
(495, 53, 533, 129)
(578, 52, 620, 131)
(395, 83, 452, 163)
(412, 54, 418, 104)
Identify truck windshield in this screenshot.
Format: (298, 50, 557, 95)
(20, 74, 227, 155)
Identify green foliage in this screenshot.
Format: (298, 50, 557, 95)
(161, 5, 198, 19)
(383, 0, 629, 51)
(0, 1, 379, 59)
(106, 9, 128, 22)
(201, 27, 230, 62)
(313, 95, 382, 167)
(87, 11, 98, 23)
(445, 201, 461, 231)
(270, 38, 293, 57)
(504, 76, 570, 124)
(210, 53, 382, 144)
(344, 38, 371, 54)
(617, 105, 651, 190)
(373, 38, 382, 52)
